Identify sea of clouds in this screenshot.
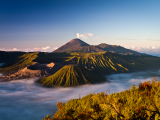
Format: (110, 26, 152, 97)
(0, 69, 160, 120)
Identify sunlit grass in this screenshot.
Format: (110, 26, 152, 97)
(38, 65, 106, 87)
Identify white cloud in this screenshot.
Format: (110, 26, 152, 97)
(32, 46, 52, 52)
(52, 47, 58, 50)
(124, 46, 160, 54)
(25, 48, 30, 51)
(0, 46, 57, 52)
(42, 46, 51, 50)
(77, 33, 80, 38)
(12, 48, 18, 51)
(76, 33, 94, 39)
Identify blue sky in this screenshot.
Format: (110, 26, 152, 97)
(0, 0, 160, 54)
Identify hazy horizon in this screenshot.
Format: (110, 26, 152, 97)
(0, 38, 160, 57)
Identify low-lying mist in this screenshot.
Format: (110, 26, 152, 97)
(0, 69, 160, 120)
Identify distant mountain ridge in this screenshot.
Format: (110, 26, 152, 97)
(53, 38, 147, 55)
(96, 43, 142, 55)
(0, 51, 26, 63)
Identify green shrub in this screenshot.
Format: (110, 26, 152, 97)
(43, 77, 160, 120)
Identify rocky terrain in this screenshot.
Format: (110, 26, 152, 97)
(0, 62, 63, 81)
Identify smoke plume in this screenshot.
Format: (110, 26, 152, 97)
(77, 33, 80, 38)
(76, 33, 93, 39)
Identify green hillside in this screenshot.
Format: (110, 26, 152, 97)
(42, 78, 160, 120)
(0, 52, 38, 75)
(38, 65, 106, 87)
(65, 52, 160, 74)
(1, 51, 160, 76)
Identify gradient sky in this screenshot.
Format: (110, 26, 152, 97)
(0, 0, 160, 54)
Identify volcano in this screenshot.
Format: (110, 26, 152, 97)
(53, 38, 148, 55)
(53, 38, 90, 53)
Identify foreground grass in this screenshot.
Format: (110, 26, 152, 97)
(42, 77, 160, 120)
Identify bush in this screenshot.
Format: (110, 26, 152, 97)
(42, 77, 160, 120)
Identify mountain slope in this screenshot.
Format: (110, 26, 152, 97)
(43, 79, 160, 120)
(53, 38, 148, 55)
(1, 51, 160, 76)
(96, 43, 144, 55)
(53, 38, 90, 53)
(71, 45, 104, 53)
(0, 52, 38, 75)
(65, 52, 160, 74)
(38, 65, 106, 87)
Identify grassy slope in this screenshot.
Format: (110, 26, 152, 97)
(38, 65, 106, 87)
(42, 79, 160, 120)
(0, 52, 38, 74)
(65, 52, 160, 74)
(0, 52, 72, 75)
(1, 51, 160, 75)
(1, 51, 160, 76)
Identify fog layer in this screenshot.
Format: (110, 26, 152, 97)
(0, 69, 160, 120)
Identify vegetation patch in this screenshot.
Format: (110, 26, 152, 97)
(0, 52, 38, 75)
(38, 64, 106, 87)
(65, 52, 160, 74)
(1, 51, 160, 79)
(42, 77, 160, 120)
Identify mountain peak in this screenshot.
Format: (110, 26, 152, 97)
(68, 38, 89, 44)
(53, 39, 144, 55)
(53, 38, 90, 53)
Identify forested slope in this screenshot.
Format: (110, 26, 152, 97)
(42, 78, 160, 120)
